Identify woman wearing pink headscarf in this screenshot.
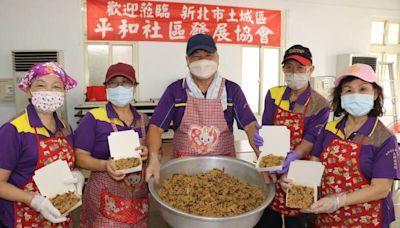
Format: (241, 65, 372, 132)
(0, 62, 84, 228)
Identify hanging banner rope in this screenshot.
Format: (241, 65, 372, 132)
(87, 0, 281, 46)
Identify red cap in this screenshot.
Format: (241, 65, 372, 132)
(282, 45, 313, 66)
(285, 55, 312, 66)
(105, 62, 136, 83)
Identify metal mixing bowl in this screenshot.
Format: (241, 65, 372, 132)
(148, 156, 275, 228)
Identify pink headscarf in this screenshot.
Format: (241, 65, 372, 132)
(18, 62, 77, 92)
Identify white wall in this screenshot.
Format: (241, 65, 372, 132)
(138, 42, 242, 100)
(1, 0, 400, 129)
(0, 0, 85, 126)
(137, 42, 187, 100)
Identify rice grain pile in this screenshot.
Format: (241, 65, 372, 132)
(259, 154, 285, 168)
(115, 157, 141, 170)
(286, 185, 314, 208)
(50, 191, 80, 214)
(158, 168, 266, 217)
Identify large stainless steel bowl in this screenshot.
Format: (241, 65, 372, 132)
(148, 156, 275, 228)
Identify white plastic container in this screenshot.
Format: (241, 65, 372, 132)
(285, 160, 325, 208)
(108, 130, 142, 174)
(33, 159, 82, 216)
(255, 126, 290, 172)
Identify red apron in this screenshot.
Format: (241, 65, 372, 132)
(172, 78, 235, 158)
(14, 125, 75, 228)
(269, 95, 311, 216)
(80, 113, 149, 228)
(316, 132, 382, 227)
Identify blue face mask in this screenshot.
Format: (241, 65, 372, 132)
(107, 86, 134, 107)
(341, 93, 374, 117)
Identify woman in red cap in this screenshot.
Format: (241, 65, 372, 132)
(74, 62, 150, 227)
(0, 62, 83, 228)
(282, 63, 400, 227)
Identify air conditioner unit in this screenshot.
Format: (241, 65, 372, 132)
(12, 50, 67, 120)
(336, 54, 379, 75)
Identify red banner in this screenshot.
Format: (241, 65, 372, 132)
(87, 0, 281, 46)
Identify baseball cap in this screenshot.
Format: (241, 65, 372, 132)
(334, 63, 377, 86)
(186, 34, 217, 56)
(282, 45, 313, 66)
(105, 62, 137, 83)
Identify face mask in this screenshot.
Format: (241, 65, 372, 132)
(341, 93, 374, 117)
(189, 59, 218, 79)
(285, 73, 309, 90)
(107, 86, 134, 107)
(31, 91, 65, 113)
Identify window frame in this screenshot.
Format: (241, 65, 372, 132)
(370, 18, 400, 125)
(240, 46, 282, 115)
(82, 0, 140, 99)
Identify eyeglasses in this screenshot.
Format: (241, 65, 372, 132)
(106, 81, 134, 88)
(282, 64, 309, 73)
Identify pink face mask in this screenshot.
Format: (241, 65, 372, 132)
(31, 91, 65, 113)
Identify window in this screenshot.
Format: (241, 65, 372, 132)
(241, 47, 260, 113)
(388, 23, 399, 44)
(85, 43, 138, 86)
(370, 19, 400, 127)
(241, 47, 281, 114)
(262, 48, 280, 111)
(82, 1, 139, 98)
(371, 21, 385, 44)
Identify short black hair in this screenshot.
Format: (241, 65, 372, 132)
(331, 76, 384, 117)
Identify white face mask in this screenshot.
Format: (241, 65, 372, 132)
(106, 86, 134, 107)
(189, 59, 218, 79)
(341, 93, 374, 117)
(31, 91, 65, 113)
(285, 73, 309, 90)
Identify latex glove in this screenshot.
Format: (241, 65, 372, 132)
(301, 193, 347, 214)
(278, 174, 293, 192)
(136, 145, 148, 161)
(29, 194, 67, 223)
(253, 124, 264, 148)
(63, 170, 85, 196)
(271, 150, 303, 175)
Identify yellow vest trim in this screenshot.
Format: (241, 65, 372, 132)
(89, 107, 124, 126)
(270, 86, 289, 111)
(325, 118, 345, 139)
(325, 117, 379, 139)
(10, 112, 50, 137)
(174, 103, 187, 107)
(369, 118, 379, 137)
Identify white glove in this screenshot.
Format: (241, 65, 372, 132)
(63, 170, 85, 196)
(29, 194, 67, 223)
(301, 193, 347, 214)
